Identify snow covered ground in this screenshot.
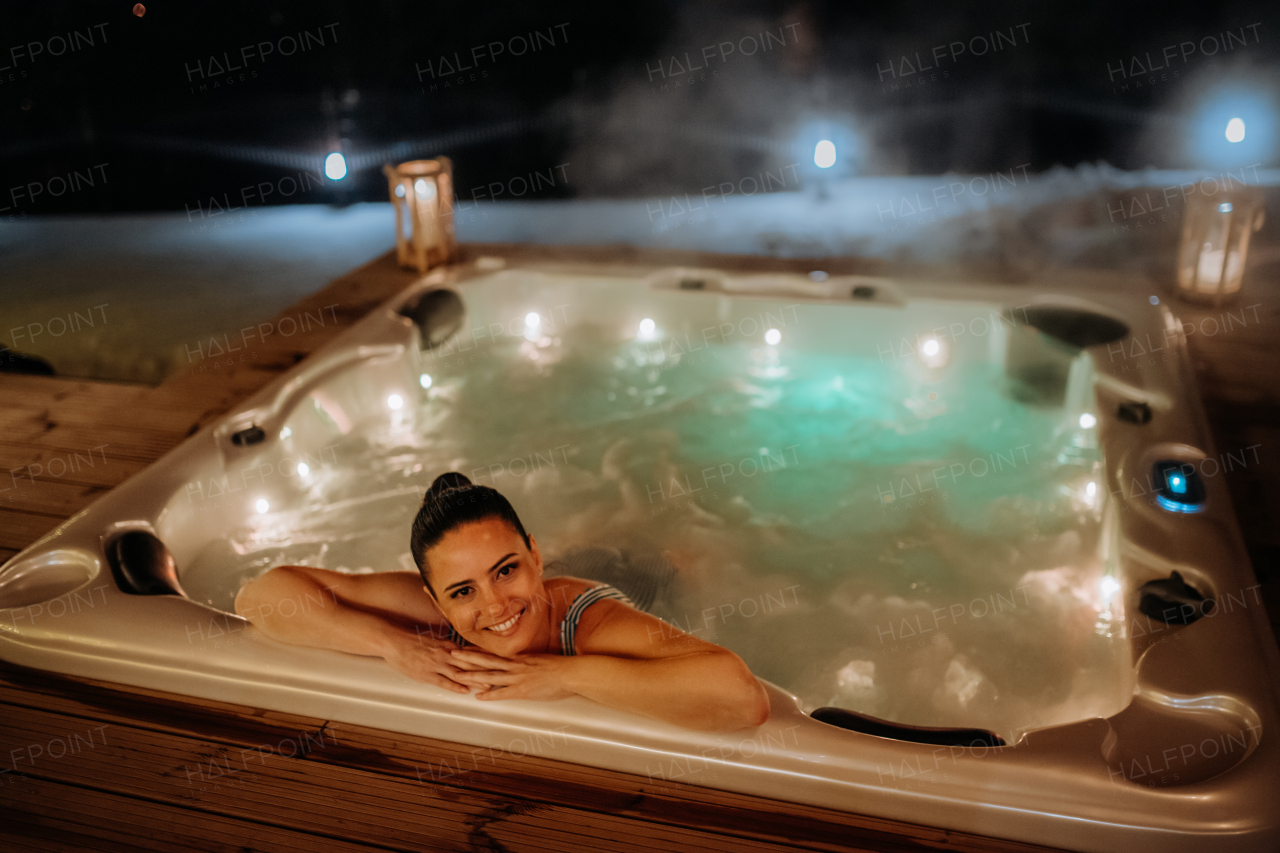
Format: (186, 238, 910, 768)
(3, 163, 1277, 383)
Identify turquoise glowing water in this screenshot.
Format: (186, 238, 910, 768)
(187, 294, 1131, 742)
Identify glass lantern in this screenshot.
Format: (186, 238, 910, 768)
(1176, 185, 1265, 306)
(383, 157, 456, 273)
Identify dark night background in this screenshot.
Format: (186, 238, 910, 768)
(1, 0, 1277, 217)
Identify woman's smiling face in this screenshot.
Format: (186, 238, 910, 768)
(423, 517, 547, 655)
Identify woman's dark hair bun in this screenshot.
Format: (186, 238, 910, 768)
(410, 471, 530, 594)
(425, 471, 472, 503)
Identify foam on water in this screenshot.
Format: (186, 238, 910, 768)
(184, 298, 1131, 742)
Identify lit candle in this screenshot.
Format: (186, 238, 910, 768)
(1196, 246, 1225, 286)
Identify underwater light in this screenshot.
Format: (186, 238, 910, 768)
(1086, 481, 1097, 497)
(765, 328, 782, 346)
(387, 394, 404, 410)
(296, 462, 310, 477)
(419, 373, 433, 389)
(916, 335, 950, 368)
(1225, 117, 1246, 143)
(524, 312, 542, 341)
(1079, 413, 1097, 429)
(814, 140, 837, 169)
(324, 152, 348, 181)
(1100, 576, 1120, 598)
(279, 426, 292, 440)
(255, 498, 270, 514)
(638, 318, 656, 337)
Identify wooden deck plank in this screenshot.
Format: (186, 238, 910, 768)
(2, 777, 402, 853)
(0, 418, 191, 461)
(0, 374, 156, 405)
(0, 443, 149, 490)
(0, 708, 852, 853)
(0, 508, 64, 552)
(0, 438, 148, 479)
(0, 476, 114, 520)
(0, 376, 200, 418)
(0, 434, 172, 472)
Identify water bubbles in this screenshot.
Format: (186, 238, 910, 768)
(764, 328, 782, 346)
(255, 498, 270, 514)
(414, 178, 429, 195)
(395, 184, 406, 198)
(387, 394, 404, 410)
(1079, 413, 1097, 429)
(279, 426, 293, 439)
(638, 317, 656, 338)
(419, 373, 433, 389)
(809, 270, 829, 281)
(1225, 117, 1246, 143)
(296, 462, 310, 477)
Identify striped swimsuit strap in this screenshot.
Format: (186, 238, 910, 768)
(441, 583, 635, 654)
(559, 583, 634, 656)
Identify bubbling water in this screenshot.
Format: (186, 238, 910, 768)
(186, 301, 1130, 742)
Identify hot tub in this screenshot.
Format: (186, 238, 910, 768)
(3, 254, 1279, 852)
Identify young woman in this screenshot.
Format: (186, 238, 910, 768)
(234, 472, 770, 732)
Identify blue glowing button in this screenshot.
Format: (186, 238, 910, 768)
(1152, 460, 1205, 513)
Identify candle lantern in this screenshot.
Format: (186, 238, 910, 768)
(383, 158, 456, 273)
(1176, 185, 1265, 306)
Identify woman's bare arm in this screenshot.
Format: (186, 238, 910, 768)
(234, 566, 471, 693)
(566, 603, 770, 731)
(451, 603, 771, 732)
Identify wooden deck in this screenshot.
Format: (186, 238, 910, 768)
(2, 242, 1277, 852)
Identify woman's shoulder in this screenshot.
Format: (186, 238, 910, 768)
(544, 575, 604, 608)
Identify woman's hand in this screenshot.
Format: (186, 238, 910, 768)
(449, 649, 575, 701)
(380, 630, 474, 695)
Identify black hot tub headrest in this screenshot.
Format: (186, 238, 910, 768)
(1003, 304, 1130, 350)
(399, 288, 465, 350)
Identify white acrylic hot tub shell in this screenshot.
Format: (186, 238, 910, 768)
(3, 257, 1279, 853)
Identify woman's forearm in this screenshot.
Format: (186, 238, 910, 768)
(235, 567, 433, 658)
(561, 651, 769, 732)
